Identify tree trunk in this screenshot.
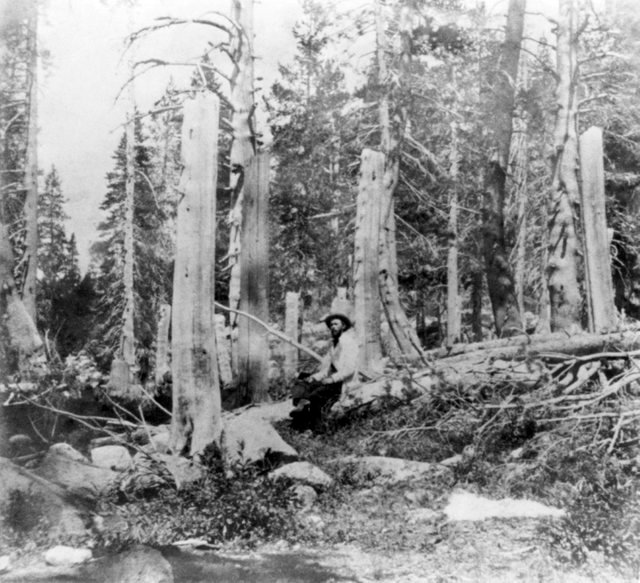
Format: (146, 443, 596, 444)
(0, 0, 41, 375)
(548, 0, 582, 332)
(155, 303, 171, 386)
(579, 126, 616, 332)
(354, 149, 384, 370)
(375, 0, 425, 362)
(22, 0, 38, 321)
(227, 0, 256, 329)
(215, 314, 233, 387)
(283, 291, 300, 382)
(171, 93, 221, 457)
(482, 0, 526, 337)
(237, 152, 270, 403)
(447, 118, 461, 345)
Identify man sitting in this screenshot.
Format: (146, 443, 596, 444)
(290, 313, 359, 432)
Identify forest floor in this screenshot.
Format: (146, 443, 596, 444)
(2, 390, 640, 582)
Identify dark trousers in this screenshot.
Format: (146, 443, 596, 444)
(290, 377, 342, 431)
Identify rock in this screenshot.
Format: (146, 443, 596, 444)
(222, 412, 297, 465)
(100, 545, 173, 583)
(333, 456, 454, 486)
(288, 484, 318, 509)
(132, 424, 172, 453)
(89, 436, 125, 450)
(157, 453, 203, 489)
(0, 555, 12, 573)
(36, 448, 120, 498)
(43, 546, 92, 567)
(91, 445, 133, 471)
(439, 454, 462, 467)
(444, 491, 565, 522)
(0, 457, 87, 538)
(269, 461, 333, 489)
(145, 425, 172, 454)
(8, 434, 34, 457)
(48, 443, 89, 463)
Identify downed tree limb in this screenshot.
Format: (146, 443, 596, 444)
(423, 327, 640, 362)
(214, 301, 323, 363)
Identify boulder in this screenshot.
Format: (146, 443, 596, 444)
(288, 484, 318, 509)
(222, 412, 297, 466)
(333, 456, 454, 486)
(269, 461, 333, 489)
(99, 545, 173, 583)
(48, 443, 89, 463)
(0, 555, 11, 573)
(8, 434, 34, 457)
(43, 546, 92, 567)
(36, 448, 119, 499)
(91, 445, 133, 471)
(0, 457, 87, 538)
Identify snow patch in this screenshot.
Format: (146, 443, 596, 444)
(444, 491, 565, 522)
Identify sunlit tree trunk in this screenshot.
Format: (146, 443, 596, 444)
(354, 149, 384, 370)
(22, 0, 38, 321)
(482, 0, 526, 337)
(171, 93, 221, 456)
(580, 126, 616, 332)
(446, 118, 461, 345)
(237, 152, 270, 403)
(227, 0, 255, 331)
(547, 0, 582, 332)
(283, 291, 300, 382)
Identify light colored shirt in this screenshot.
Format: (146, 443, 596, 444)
(311, 328, 360, 390)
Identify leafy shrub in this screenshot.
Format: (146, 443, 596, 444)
(97, 446, 299, 550)
(543, 463, 640, 571)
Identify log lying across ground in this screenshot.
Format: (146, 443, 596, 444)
(333, 328, 640, 416)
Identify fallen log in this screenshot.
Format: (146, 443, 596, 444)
(333, 329, 640, 417)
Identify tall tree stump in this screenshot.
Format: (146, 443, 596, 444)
(171, 93, 221, 456)
(238, 152, 270, 403)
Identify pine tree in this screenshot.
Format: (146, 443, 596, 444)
(36, 166, 84, 355)
(267, 0, 354, 312)
(90, 117, 171, 378)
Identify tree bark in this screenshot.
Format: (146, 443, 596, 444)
(548, 0, 582, 332)
(354, 149, 384, 370)
(237, 152, 270, 403)
(375, 0, 426, 362)
(227, 0, 256, 329)
(171, 93, 221, 457)
(482, 0, 526, 338)
(155, 303, 171, 385)
(447, 118, 461, 345)
(215, 314, 233, 387)
(579, 126, 616, 332)
(22, 0, 38, 322)
(283, 291, 300, 382)
(0, 0, 41, 374)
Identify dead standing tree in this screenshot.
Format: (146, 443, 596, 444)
(171, 93, 222, 456)
(547, 0, 582, 332)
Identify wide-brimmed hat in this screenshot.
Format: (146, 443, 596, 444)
(323, 313, 352, 330)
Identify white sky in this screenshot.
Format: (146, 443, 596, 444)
(38, 0, 302, 272)
(36, 0, 592, 272)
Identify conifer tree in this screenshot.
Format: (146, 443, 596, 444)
(90, 118, 171, 378)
